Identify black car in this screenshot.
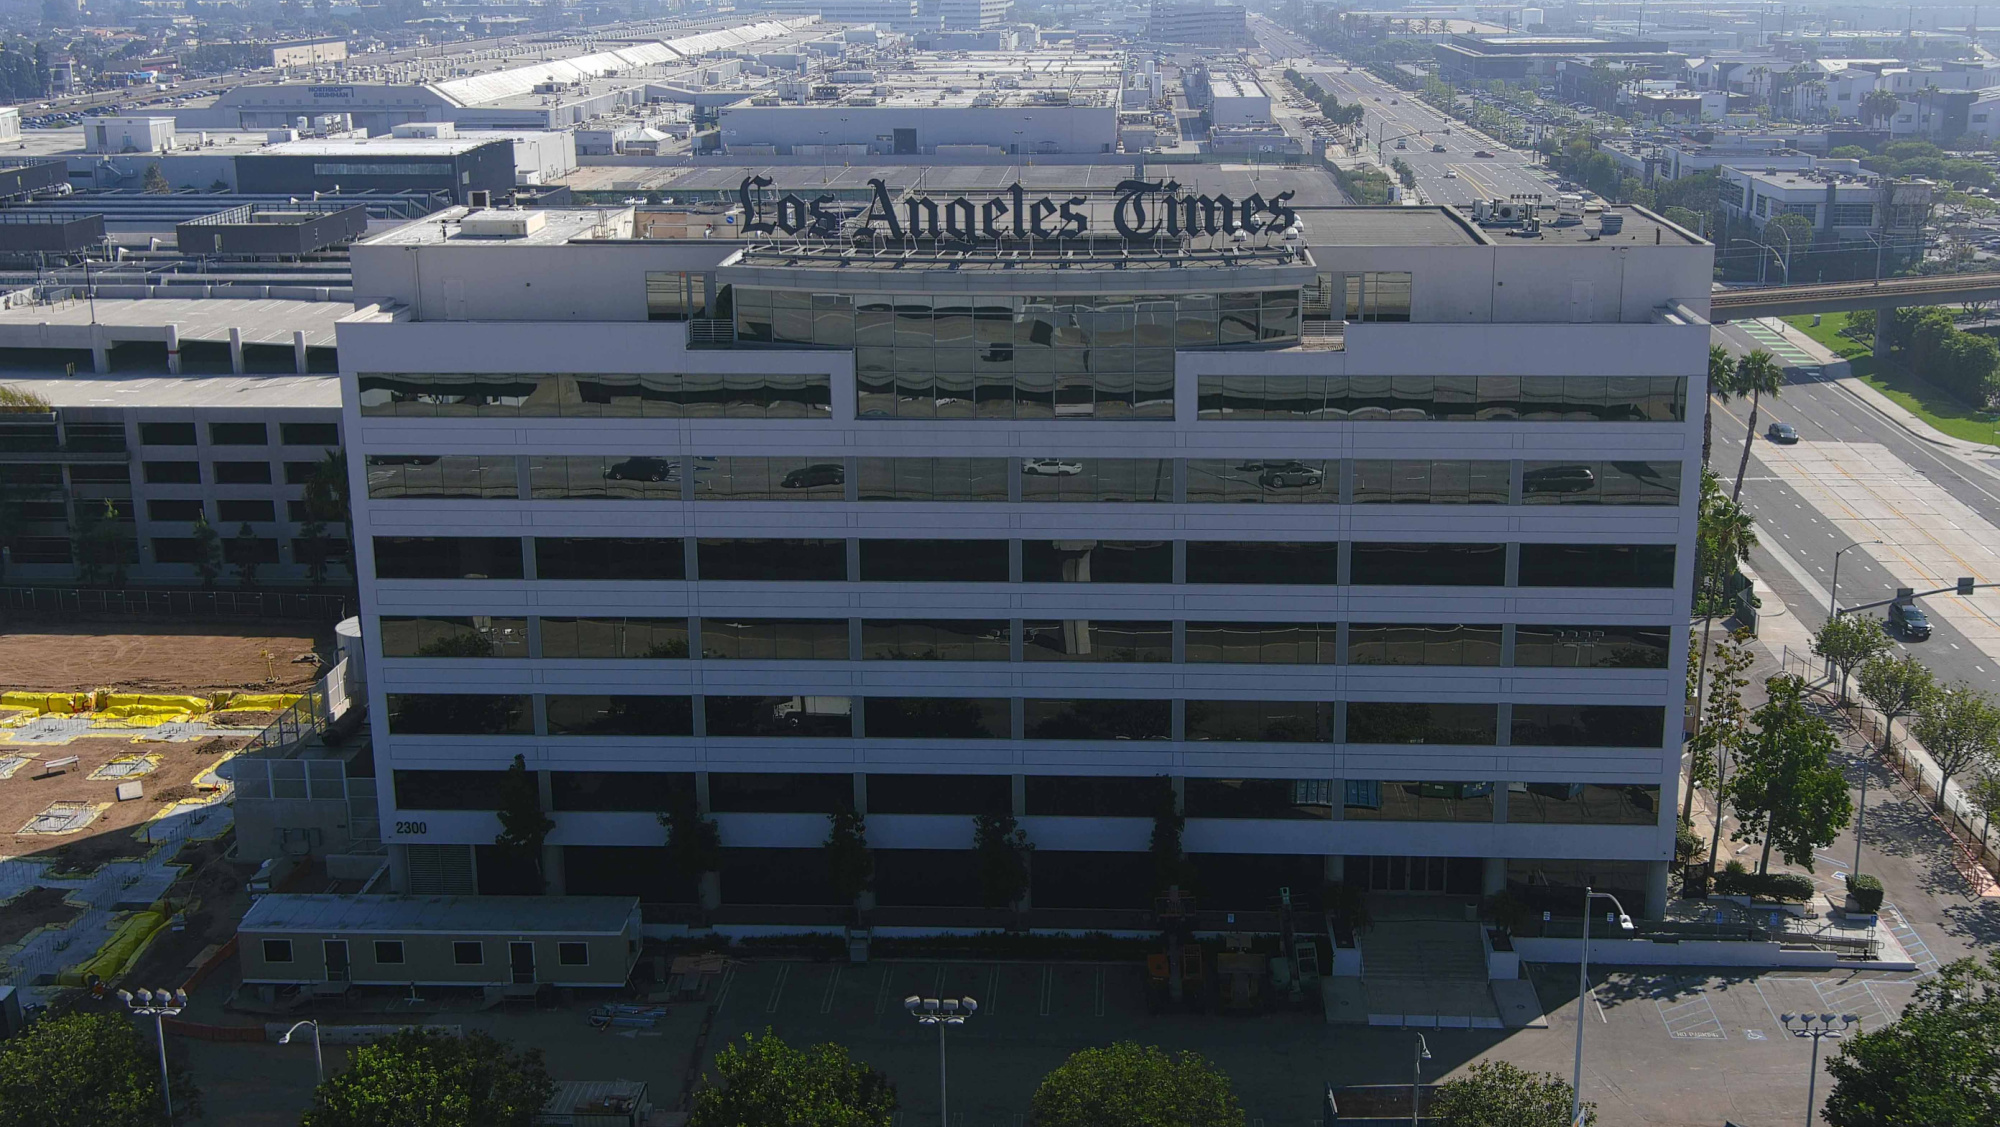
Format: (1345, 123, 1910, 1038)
(604, 456, 677, 482)
(1888, 602, 1932, 640)
(781, 462, 844, 489)
(1766, 421, 1799, 444)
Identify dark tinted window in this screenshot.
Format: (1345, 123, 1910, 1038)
(697, 538, 845, 581)
(1345, 702, 1498, 744)
(1183, 622, 1338, 663)
(1184, 458, 1338, 503)
(704, 696, 852, 738)
(366, 455, 516, 500)
(144, 460, 200, 484)
(709, 772, 853, 813)
(378, 615, 529, 658)
(551, 771, 694, 812)
(262, 939, 293, 963)
(699, 619, 848, 660)
(152, 538, 201, 563)
(859, 457, 1009, 501)
(284, 461, 321, 485)
(1184, 541, 1338, 584)
(1522, 460, 1680, 505)
(539, 617, 688, 658)
(281, 422, 340, 446)
(536, 538, 683, 580)
(1513, 626, 1672, 668)
(138, 422, 195, 446)
(1022, 620, 1171, 662)
(1518, 544, 1676, 588)
(1022, 699, 1170, 740)
(1185, 778, 1335, 819)
(859, 539, 1007, 582)
(217, 499, 275, 523)
(1343, 780, 1495, 821)
(1018, 458, 1174, 502)
(1025, 775, 1166, 817)
(860, 619, 1009, 660)
(374, 941, 404, 964)
(213, 460, 271, 484)
(148, 499, 204, 522)
(393, 769, 511, 809)
(1352, 460, 1510, 504)
(209, 422, 268, 445)
(865, 697, 1011, 738)
(545, 695, 694, 736)
(1508, 783, 1660, 825)
(866, 773, 1010, 815)
(68, 464, 130, 483)
(692, 455, 846, 500)
(1347, 624, 1504, 666)
(1350, 543, 1504, 586)
(1022, 540, 1172, 583)
(1511, 704, 1665, 748)
(374, 536, 523, 580)
(384, 694, 531, 735)
(1185, 700, 1334, 742)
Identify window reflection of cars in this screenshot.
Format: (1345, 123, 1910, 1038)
(1256, 462, 1324, 489)
(781, 463, 844, 489)
(603, 456, 677, 482)
(1523, 465, 1595, 494)
(1022, 458, 1084, 476)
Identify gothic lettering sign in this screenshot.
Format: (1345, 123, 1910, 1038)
(738, 176, 1297, 243)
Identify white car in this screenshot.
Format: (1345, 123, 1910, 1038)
(1444, 169, 1458, 178)
(1022, 458, 1084, 476)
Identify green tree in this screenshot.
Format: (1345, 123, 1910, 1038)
(492, 753, 553, 892)
(141, 164, 170, 194)
(0, 1011, 198, 1127)
(1815, 615, 1893, 705)
(825, 809, 872, 909)
(1859, 88, 1904, 129)
(658, 786, 721, 890)
(301, 1028, 552, 1127)
(1821, 952, 2000, 1127)
(973, 810, 1033, 909)
(1703, 343, 1733, 466)
(189, 509, 221, 588)
(1911, 683, 2000, 814)
(231, 520, 260, 587)
(1430, 1060, 1593, 1127)
(1727, 676, 1853, 874)
(76, 498, 128, 586)
(1149, 776, 1194, 894)
(688, 1029, 896, 1127)
(1687, 628, 1754, 830)
(1726, 350, 1784, 503)
(299, 449, 348, 584)
(1030, 1042, 1242, 1127)
(1858, 652, 1939, 758)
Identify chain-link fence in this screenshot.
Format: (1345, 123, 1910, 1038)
(0, 586, 351, 622)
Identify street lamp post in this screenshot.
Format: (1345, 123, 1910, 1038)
(116, 987, 187, 1126)
(1781, 1013, 1858, 1126)
(1570, 888, 1635, 1127)
(280, 1019, 325, 1086)
(1829, 539, 1884, 617)
(1411, 1032, 1431, 1127)
(905, 993, 976, 1127)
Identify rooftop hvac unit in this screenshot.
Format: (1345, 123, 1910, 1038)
(1598, 213, 1625, 235)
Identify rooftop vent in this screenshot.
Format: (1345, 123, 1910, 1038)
(458, 209, 547, 239)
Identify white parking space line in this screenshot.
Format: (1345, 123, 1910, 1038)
(873, 966, 894, 1014)
(1655, 984, 1728, 1040)
(984, 966, 1000, 1015)
(1094, 968, 1107, 1017)
(1039, 965, 1054, 1017)
(819, 965, 842, 1014)
(764, 962, 791, 1013)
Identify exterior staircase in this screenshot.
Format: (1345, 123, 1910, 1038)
(1360, 919, 1488, 981)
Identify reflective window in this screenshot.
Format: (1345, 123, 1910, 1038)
(1350, 543, 1504, 586)
(1184, 778, 1334, 819)
(645, 271, 705, 322)
(1185, 541, 1339, 584)
(217, 499, 274, 523)
(535, 538, 684, 581)
(1347, 625, 1503, 666)
(1342, 780, 1494, 821)
(1352, 461, 1509, 504)
(214, 461, 271, 485)
(394, 769, 510, 810)
(704, 696, 852, 738)
(1345, 703, 1499, 744)
(139, 422, 196, 446)
(358, 372, 830, 419)
(1025, 775, 1167, 816)
(867, 774, 1011, 815)
(697, 538, 846, 581)
(1022, 620, 1172, 662)
(1019, 459, 1173, 502)
(1185, 700, 1334, 742)
(1183, 622, 1338, 663)
(1511, 705, 1665, 748)
(384, 693, 532, 735)
(858, 458, 1008, 501)
(374, 537, 523, 580)
(1023, 699, 1171, 740)
(865, 697, 1012, 739)
(1022, 540, 1171, 583)
(709, 772, 854, 813)
(1514, 626, 1671, 669)
(281, 423, 339, 446)
(365, 455, 517, 500)
(699, 619, 849, 660)
(692, 456, 845, 501)
(545, 695, 694, 736)
(539, 617, 688, 659)
(552, 771, 695, 811)
(1195, 375, 1687, 422)
(144, 460, 200, 484)
(859, 539, 1007, 583)
(379, 616, 528, 658)
(1346, 271, 1413, 322)
(1507, 783, 1661, 825)
(528, 456, 679, 500)
(1522, 461, 1681, 505)
(860, 619, 1008, 660)
(210, 422, 268, 445)
(1185, 459, 1338, 503)
(1518, 544, 1676, 588)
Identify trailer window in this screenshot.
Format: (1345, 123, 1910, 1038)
(558, 942, 589, 967)
(262, 939, 293, 963)
(453, 941, 483, 965)
(374, 941, 405, 965)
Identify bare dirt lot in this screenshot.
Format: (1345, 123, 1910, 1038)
(0, 886, 80, 947)
(0, 621, 328, 693)
(0, 735, 243, 872)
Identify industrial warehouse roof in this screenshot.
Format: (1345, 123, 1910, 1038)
(240, 894, 641, 936)
(428, 18, 815, 107)
(256, 136, 509, 158)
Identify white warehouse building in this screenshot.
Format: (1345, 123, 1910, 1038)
(339, 171, 1707, 923)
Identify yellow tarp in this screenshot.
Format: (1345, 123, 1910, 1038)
(0, 691, 90, 715)
(57, 909, 168, 987)
(214, 692, 301, 713)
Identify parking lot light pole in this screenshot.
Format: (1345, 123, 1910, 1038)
(1411, 1032, 1430, 1126)
(1829, 540, 1883, 617)
(905, 994, 976, 1127)
(280, 1019, 324, 1086)
(1782, 1013, 1858, 1126)
(116, 987, 186, 1126)
(1570, 889, 1634, 1127)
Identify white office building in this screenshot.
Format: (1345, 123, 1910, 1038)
(340, 174, 1707, 922)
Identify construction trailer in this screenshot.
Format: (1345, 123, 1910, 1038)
(237, 894, 641, 988)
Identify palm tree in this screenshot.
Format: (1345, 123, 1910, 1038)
(1729, 350, 1784, 502)
(1704, 343, 1733, 467)
(1859, 87, 1901, 129)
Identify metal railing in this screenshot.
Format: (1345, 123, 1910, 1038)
(0, 585, 351, 622)
(239, 658, 351, 757)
